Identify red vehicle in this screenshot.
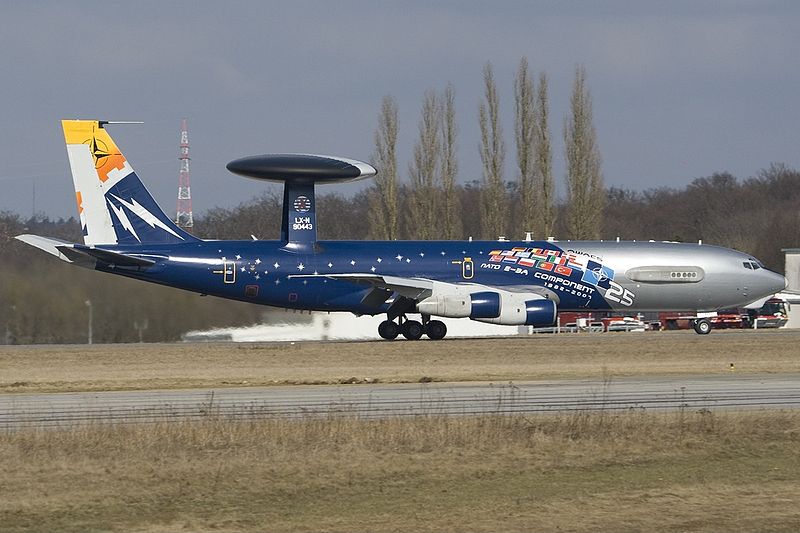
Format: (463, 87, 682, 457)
(660, 297, 789, 333)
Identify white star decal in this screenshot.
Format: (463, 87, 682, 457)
(313, 270, 318, 275)
(406, 258, 411, 263)
(396, 254, 403, 261)
(218, 249, 222, 253)
(370, 266, 376, 272)
(274, 262, 280, 269)
(274, 279, 280, 285)
(327, 262, 333, 268)
(255, 258, 261, 265)
(255, 274, 260, 280)
(302, 280, 308, 285)
(240, 267, 246, 272)
(221, 256, 227, 261)
(377, 257, 383, 263)
(350, 260, 356, 266)
(419, 252, 425, 257)
(440, 251, 446, 256)
(236, 254, 242, 260)
(297, 263, 305, 271)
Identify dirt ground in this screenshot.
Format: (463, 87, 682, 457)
(1, 329, 799, 393)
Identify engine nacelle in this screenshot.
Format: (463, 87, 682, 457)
(416, 290, 556, 326)
(475, 296, 556, 326)
(468, 291, 501, 318)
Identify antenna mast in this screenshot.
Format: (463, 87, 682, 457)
(175, 118, 194, 228)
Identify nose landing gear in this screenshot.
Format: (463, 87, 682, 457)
(377, 314, 448, 340)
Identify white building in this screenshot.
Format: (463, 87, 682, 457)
(781, 248, 800, 328)
(183, 310, 526, 342)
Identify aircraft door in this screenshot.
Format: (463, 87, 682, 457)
(462, 257, 474, 279)
(213, 260, 237, 284)
(450, 257, 475, 280)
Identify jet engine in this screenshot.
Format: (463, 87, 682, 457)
(416, 290, 556, 326)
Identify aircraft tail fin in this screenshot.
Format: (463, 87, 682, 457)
(62, 120, 199, 246)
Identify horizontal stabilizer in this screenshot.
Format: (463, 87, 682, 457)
(15, 234, 76, 262)
(16, 234, 155, 268)
(59, 246, 156, 267)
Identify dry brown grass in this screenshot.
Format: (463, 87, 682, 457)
(1, 329, 799, 393)
(2, 409, 799, 532)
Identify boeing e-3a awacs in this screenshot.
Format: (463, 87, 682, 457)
(16, 121, 787, 339)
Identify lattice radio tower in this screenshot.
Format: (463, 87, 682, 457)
(175, 118, 194, 228)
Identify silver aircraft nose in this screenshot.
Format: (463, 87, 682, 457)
(762, 269, 788, 296)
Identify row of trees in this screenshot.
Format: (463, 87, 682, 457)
(367, 59, 604, 241)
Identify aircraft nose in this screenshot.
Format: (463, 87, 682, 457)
(765, 270, 788, 294)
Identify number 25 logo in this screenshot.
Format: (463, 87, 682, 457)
(605, 281, 634, 306)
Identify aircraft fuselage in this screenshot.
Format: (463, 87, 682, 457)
(101, 238, 785, 315)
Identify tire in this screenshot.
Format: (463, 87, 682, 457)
(401, 320, 424, 340)
(425, 320, 447, 340)
(378, 320, 399, 340)
(693, 318, 712, 335)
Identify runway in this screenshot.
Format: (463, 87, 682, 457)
(2, 374, 800, 429)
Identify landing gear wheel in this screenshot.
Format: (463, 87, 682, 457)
(693, 318, 712, 335)
(425, 320, 447, 340)
(378, 320, 399, 340)
(401, 320, 424, 340)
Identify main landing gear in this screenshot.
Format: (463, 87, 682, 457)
(378, 314, 447, 341)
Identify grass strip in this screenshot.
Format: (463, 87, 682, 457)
(2, 329, 800, 393)
(2, 409, 799, 532)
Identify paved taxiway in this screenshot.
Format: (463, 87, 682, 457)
(2, 374, 799, 428)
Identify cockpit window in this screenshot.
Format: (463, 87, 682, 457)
(743, 261, 752, 269)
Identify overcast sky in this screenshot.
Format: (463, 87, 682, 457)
(1, 1, 798, 220)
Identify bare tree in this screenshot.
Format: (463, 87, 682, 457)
(534, 71, 556, 238)
(514, 57, 536, 235)
(440, 83, 461, 239)
(408, 90, 441, 240)
(479, 62, 507, 239)
(368, 95, 400, 240)
(564, 66, 604, 239)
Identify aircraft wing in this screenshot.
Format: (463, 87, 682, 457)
(289, 273, 434, 299)
(288, 274, 557, 301)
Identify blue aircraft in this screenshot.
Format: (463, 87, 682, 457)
(17, 120, 787, 339)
